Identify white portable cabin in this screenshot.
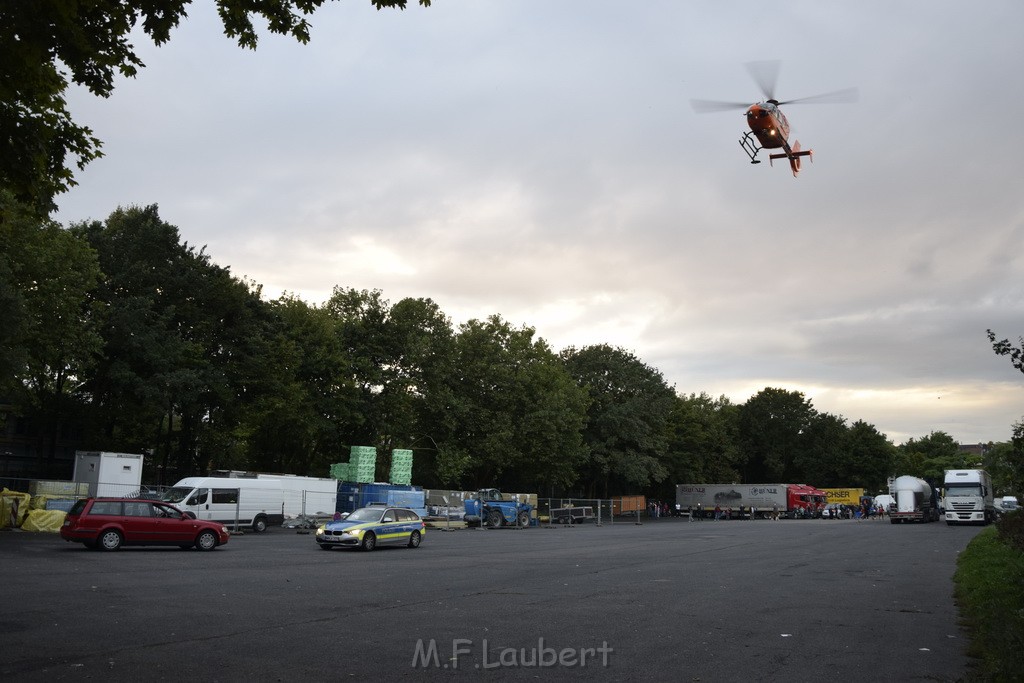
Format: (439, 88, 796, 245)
(73, 451, 144, 498)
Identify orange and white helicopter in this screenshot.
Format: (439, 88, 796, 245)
(691, 61, 857, 177)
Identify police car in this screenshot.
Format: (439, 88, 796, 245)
(315, 506, 425, 551)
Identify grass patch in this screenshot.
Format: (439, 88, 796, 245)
(953, 522, 1024, 681)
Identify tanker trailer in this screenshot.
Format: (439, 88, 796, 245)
(888, 475, 939, 524)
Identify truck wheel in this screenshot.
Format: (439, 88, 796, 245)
(517, 511, 531, 527)
(195, 530, 218, 551)
(486, 510, 504, 528)
(360, 531, 377, 551)
(407, 530, 421, 548)
(252, 516, 268, 533)
(99, 529, 123, 551)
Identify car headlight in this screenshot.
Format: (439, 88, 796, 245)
(315, 525, 326, 534)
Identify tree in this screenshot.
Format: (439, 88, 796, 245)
(795, 412, 850, 487)
(896, 431, 970, 483)
(986, 330, 1024, 496)
(0, 190, 101, 467)
(845, 420, 896, 492)
(736, 387, 816, 483)
(664, 392, 741, 486)
(0, 0, 432, 216)
(73, 204, 267, 480)
(241, 294, 360, 477)
(987, 329, 1024, 375)
(561, 344, 675, 497)
(322, 288, 456, 481)
(438, 316, 589, 491)
(983, 438, 1023, 497)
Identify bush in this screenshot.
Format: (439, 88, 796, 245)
(953, 527, 1024, 681)
(996, 509, 1024, 552)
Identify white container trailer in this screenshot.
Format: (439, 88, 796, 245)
(674, 483, 827, 519)
(73, 451, 144, 498)
(255, 473, 339, 518)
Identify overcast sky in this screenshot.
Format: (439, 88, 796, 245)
(54, 1, 1024, 446)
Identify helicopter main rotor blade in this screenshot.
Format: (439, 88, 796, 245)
(690, 99, 751, 113)
(745, 60, 781, 102)
(777, 87, 859, 106)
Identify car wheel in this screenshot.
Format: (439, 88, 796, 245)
(195, 530, 218, 551)
(99, 529, 123, 551)
(517, 511, 531, 527)
(486, 510, 504, 528)
(360, 531, 377, 551)
(252, 516, 268, 533)
(407, 530, 421, 548)
(318, 543, 332, 550)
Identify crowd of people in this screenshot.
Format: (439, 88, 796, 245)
(642, 500, 889, 520)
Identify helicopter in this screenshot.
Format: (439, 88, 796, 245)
(691, 61, 857, 177)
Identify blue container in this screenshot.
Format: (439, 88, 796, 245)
(336, 483, 361, 513)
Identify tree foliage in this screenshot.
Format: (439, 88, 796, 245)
(987, 329, 1024, 493)
(737, 387, 816, 483)
(895, 431, 972, 483)
(988, 329, 1024, 376)
(0, 190, 101, 466)
(561, 344, 676, 497)
(437, 316, 589, 491)
(0, 0, 431, 216)
(6, 196, 1020, 494)
(664, 393, 740, 488)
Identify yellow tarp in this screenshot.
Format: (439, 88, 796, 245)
(1, 488, 31, 528)
(20, 509, 67, 533)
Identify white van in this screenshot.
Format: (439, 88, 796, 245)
(161, 475, 340, 532)
(162, 477, 285, 532)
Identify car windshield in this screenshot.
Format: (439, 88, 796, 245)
(161, 487, 192, 504)
(946, 485, 982, 497)
(346, 508, 385, 523)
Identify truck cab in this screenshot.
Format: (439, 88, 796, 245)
(943, 469, 995, 525)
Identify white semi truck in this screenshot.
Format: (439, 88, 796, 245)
(943, 469, 995, 525)
(888, 475, 940, 523)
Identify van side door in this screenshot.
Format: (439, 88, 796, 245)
(184, 488, 211, 520)
(211, 488, 242, 525)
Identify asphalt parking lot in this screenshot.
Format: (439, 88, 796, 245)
(0, 517, 983, 681)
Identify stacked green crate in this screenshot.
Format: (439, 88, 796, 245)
(329, 462, 350, 481)
(350, 446, 377, 483)
(389, 449, 414, 485)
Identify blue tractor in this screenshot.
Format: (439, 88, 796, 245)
(464, 489, 533, 528)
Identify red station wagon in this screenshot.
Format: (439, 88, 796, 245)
(60, 498, 230, 551)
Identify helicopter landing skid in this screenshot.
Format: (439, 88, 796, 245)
(739, 131, 761, 164)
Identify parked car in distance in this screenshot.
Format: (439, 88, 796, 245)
(315, 506, 425, 551)
(60, 498, 230, 551)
